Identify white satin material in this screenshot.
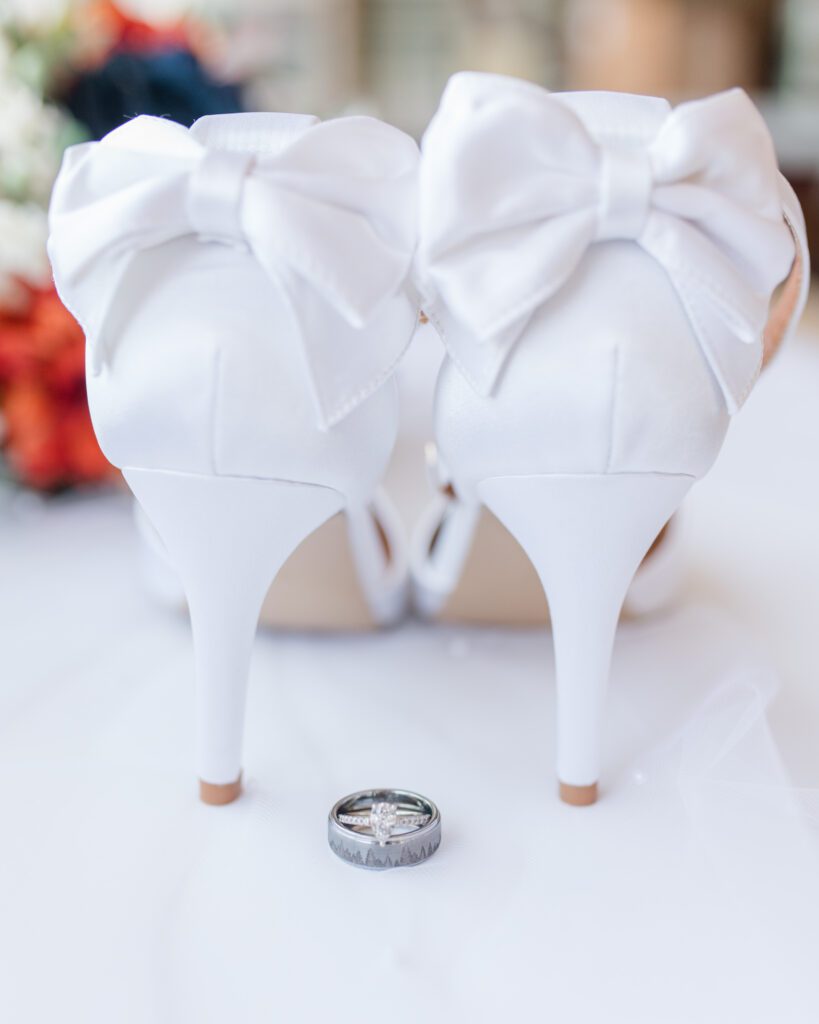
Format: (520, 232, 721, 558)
(419, 73, 796, 413)
(48, 112, 420, 428)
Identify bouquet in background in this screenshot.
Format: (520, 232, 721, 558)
(0, 0, 243, 491)
(0, 3, 92, 490)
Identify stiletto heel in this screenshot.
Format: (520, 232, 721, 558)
(49, 111, 419, 799)
(479, 472, 693, 805)
(124, 469, 344, 804)
(418, 73, 808, 802)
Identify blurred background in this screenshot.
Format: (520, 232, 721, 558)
(0, 0, 816, 494)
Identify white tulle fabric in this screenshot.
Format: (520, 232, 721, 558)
(48, 112, 419, 428)
(419, 73, 795, 413)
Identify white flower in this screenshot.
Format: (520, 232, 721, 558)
(0, 70, 64, 206)
(0, 199, 50, 307)
(0, 0, 72, 32)
(117, 0, 195, 23)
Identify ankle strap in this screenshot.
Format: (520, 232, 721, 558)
(763, 175, 811, 367)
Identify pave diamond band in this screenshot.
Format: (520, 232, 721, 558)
(336, 809, 431, 835)
(329, 789, 441, 871)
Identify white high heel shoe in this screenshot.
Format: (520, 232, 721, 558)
(48, 111, 419, 803)
(134, 482, 410, 630)
(411, 441, 685, 624)
(417, 73, 809, 805)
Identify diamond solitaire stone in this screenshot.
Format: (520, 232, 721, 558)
(370, 801, 398, 841)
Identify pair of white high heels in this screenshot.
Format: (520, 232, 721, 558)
(48, 72, 809, 807)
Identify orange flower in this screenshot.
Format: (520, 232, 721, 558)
(0, 305, 41, 382)
(2, 378, 63, 489)
(76, 1, 190, 70)
(0, 285, 114, 490)
(63, 402, 112, 483)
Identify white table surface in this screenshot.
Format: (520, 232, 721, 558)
(1, 321, 818, 1023)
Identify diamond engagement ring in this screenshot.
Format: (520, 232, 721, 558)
(328, 789, 441, 870)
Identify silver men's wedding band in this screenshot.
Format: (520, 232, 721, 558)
(328, 789, 441, 870)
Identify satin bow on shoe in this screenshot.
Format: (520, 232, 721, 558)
(48, 112, 419, 427)
(419, 73, 800, 413)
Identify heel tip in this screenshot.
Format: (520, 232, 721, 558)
(559, 781, 598, 806)
(199, 776, 242, 805)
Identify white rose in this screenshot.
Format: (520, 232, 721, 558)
(0, 0, 72, 32)
(0, 72, 64, 206)
(0, 199, 50, 308)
